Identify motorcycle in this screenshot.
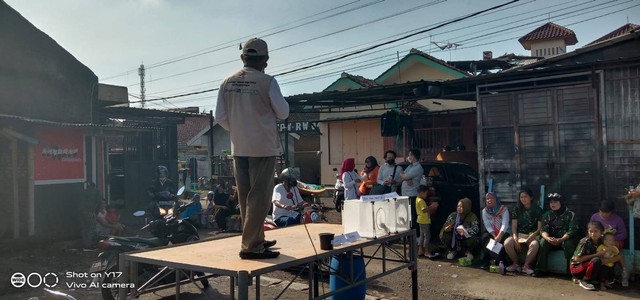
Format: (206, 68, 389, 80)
(148, 189, 180, 221)
(90, 200, 207, 300)
(332, 168, 345, 213)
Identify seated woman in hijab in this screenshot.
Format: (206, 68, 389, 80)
(480, 192, 511, 269)
(440, 197, 480, 260)
(535, 192, 579, 276)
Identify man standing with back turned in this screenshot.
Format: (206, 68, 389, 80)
(215, 38, 289, 259)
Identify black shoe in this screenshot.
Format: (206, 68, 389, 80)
(264, 240, 277, 248)
(239, 250, 280, 259)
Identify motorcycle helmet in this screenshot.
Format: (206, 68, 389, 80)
(191, 193, 201, 202)
(279, 168, 300, 186)
(156, 165, 169, 178)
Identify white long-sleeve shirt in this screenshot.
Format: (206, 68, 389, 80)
(214, 67, 289, 157)
(376, 163, 402, 192)
(342, 171, 360, 200)
(482, 208, 511, 235)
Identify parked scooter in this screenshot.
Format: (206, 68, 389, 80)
(332, 168, 345, 213)
(90, 200, 206, 300)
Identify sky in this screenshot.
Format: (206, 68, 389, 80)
(5, 0, 640, 112)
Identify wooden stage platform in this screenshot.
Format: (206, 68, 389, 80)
(118, 223, 417, 299)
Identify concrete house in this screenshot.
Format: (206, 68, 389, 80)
(315, 49, 474, 184)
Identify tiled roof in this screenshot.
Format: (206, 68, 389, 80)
(177, 115, 210, 145)
(586, 23, 640, 46)
(406, 48, 471, 76)
(518, 22, 578, 50)
(340, 72, 378, 87)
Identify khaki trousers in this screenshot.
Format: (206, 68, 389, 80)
(233, 156, 276, 253)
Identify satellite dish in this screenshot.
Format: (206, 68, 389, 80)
(177, 186, 186, 196)
(133, 211, 145, 217)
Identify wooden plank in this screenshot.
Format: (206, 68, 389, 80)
(126, 223, 405, 276)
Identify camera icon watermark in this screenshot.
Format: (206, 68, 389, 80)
(10, 272, 59, 288)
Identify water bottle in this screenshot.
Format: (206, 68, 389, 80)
(499, 261, 505, 275)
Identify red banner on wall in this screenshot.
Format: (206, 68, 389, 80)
(34, 128, 85, 182)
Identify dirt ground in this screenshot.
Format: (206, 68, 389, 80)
(2, 197, 639, 300)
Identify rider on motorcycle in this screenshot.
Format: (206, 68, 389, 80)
(147, 166, 178, 219)
(271, 168, 303, 227)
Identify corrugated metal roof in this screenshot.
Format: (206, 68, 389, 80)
(518, 22, 578, 50)
(0, 113, 157, 130)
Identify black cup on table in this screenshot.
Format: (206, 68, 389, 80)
(319, 233, 335, 250)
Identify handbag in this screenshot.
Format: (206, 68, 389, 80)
(370, 166, 398, 195)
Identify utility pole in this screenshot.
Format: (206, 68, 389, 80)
(209, 110, 215, 178)
(138, 64, 146, 108)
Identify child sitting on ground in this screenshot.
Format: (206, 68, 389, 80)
(416, 185, 439, 258)
(570, 221, 606, 291)
(597, 230, 626, 289)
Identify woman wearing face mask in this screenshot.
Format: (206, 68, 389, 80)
(272, 168, 303, 227)
(359, 156, 380, 196)
(400, 149, 424, 231)
(376, 150, 402, 193)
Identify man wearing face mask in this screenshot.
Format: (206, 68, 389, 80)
(376, 150, 402, 193)
(272, 168, 303, 227)
(215, 38, 289, 259)
(147, 165, 177, 201)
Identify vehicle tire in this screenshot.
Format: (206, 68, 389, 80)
(100, 266, 119, 300)
(335, 195, 344, 213)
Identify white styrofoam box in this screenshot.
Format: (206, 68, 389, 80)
(387, 196, 411, 233)
(343, 199, 389, 238)
(342, 195, 412, 238)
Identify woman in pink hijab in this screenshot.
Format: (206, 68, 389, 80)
(341, 158, 361, 200)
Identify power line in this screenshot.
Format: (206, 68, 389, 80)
(272, 0, 521, 77)
(99, 0, 383, 81)
(130, 0, 636, 107)
(126, 0, 449, 88)
(126, 0, 520, 104)
(144, 0, 613, 100)
(276, 0, 620, 82)
(145, 0, 542, 97)
(146, 0, 386, 70)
